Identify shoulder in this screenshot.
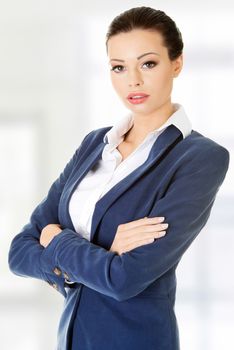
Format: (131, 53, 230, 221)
(172, 129, 230, 185)
(182, 129, 229, 165)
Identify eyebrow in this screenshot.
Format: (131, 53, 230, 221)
(109, 51, 160, 63)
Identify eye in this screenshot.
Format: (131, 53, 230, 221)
(110, 60, 158, 74)
(110, 65, 125, 73)
(142, 60, 158, 69)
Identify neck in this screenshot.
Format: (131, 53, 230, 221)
(125, 100, 175, 145)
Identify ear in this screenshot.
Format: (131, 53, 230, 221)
(172, 53, 183, 78)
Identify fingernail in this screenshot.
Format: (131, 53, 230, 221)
(157, 217, 165, 222)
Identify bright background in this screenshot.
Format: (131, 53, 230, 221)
(1, 1, 234, 349)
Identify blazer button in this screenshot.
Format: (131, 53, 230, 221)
(63, 272, 70, 280)
(53, 267, 62, 276)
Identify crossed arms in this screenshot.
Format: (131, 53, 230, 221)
(8, 136, 229, 301)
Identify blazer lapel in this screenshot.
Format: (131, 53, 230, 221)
(61, 142, 106, 229)
(89, 124, 183, 242)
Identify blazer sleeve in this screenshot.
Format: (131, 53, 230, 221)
(38, 144, 229, 301)
(8, 131, 92, 297)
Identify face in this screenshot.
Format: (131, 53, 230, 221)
(107, 29, 183, 117)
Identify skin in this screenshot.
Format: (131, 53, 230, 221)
(40, 28, 181, 253)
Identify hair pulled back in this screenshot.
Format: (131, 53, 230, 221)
(105, 6, 183, 61)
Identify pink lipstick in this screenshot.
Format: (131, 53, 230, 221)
(127, 92, 149, 105)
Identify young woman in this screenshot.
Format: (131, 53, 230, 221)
(8, 6, 229, 350)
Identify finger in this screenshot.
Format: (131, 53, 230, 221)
(139, 222, 169, 232)
(122, 231, 167, 253)
(149, 222, 169, 232)
(120, 216, 165, 231)
(153, 230, 167, 239)
(123, 228, 167, 244)
(123, 223, 169, 242)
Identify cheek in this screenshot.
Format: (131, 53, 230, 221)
(150, 70, 172, 90)
(111, 75, 119, 89)
(111, 75, 125, 94)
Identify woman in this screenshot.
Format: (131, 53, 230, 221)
(8, 6, 229, 350)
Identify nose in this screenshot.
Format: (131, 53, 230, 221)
(128, 69, 144, 87)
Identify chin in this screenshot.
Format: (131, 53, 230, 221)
(130, 104, 155, 114)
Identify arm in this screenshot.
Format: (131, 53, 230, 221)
(8, 131, 92, 297)
(38, 144, 230, 301)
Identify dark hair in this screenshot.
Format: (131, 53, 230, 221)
(105, 6, 183, 61)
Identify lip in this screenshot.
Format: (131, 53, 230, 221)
(127, 92, 150, 105)
(127, 92, 149, 99)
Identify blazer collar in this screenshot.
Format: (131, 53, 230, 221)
(103, 103, 192, 146)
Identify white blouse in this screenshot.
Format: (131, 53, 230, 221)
(68, 103, 192, 241)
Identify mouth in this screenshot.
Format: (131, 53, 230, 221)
(127, 92, 150, 105)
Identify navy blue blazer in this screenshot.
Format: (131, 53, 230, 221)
(8, 124, 229, 350)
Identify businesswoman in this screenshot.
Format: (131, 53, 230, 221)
(8, 6, 229, 350)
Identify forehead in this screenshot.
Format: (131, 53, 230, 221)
(107, 29, 166, 57)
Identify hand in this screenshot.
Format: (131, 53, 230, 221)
(40, 224, 62, 248)
(109, 216, 168, 255)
